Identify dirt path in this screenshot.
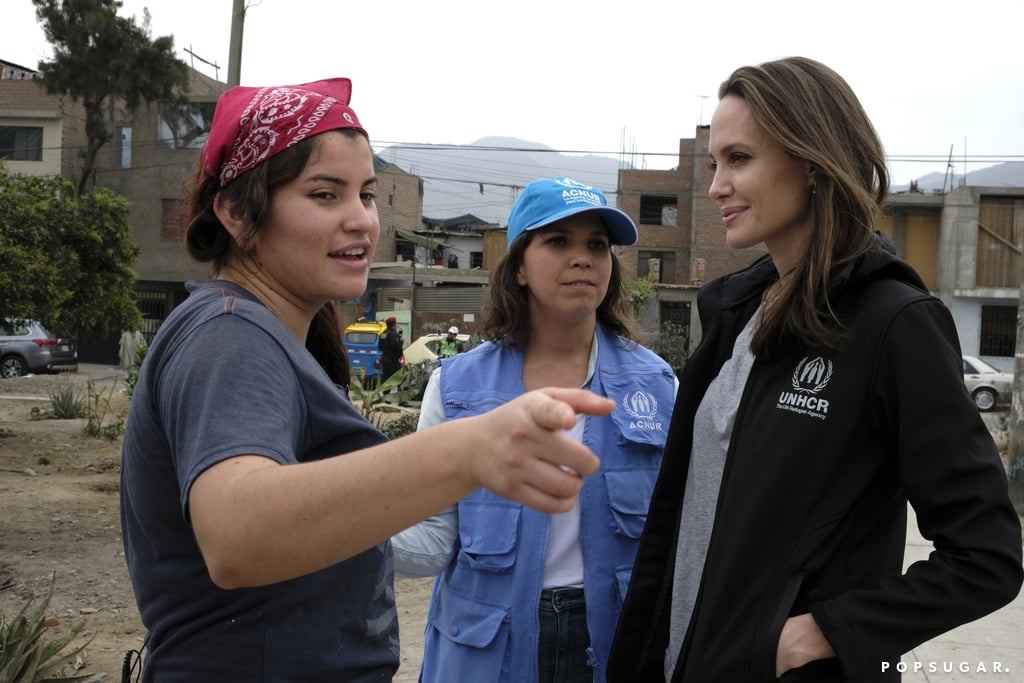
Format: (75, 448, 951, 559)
(0, 368, 431, 682)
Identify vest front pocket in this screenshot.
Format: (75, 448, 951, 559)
(423, 586, 513, 680)
(456, 500, 520, 572)
(604, 466, 659, 538)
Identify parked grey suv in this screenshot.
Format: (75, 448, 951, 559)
(0, 320, 78, 378)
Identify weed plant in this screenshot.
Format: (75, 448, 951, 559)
(83, 380, 125, 441)
(46, 383, 86, 420)
(0, 576, 100, 682)
(380, 411, 419, 440)
(349, 368, 416, 430)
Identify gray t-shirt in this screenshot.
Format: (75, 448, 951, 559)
(665, 310, 759, 679)
(120, 280, 398, 682)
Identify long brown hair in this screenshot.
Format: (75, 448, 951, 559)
(483, 226, 639, 347)
(719, 57, 888, 356)
(183, 130, 370, 386)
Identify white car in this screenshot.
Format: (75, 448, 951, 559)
(962, 355, 1014, 411)
(400, 332, 473, 399)
(401, 332, 472, 366)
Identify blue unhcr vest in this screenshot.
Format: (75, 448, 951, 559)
(419, 326, 676, 683)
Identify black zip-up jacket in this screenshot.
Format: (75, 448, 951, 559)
(608, 239, 1023, 682)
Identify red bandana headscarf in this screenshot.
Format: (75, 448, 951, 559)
(202, 77, 367, 187)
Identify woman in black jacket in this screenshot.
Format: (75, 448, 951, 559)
(608, 56, 1023, 683)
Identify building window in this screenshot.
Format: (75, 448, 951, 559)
(976, 196, 1024, 288)
(157, 101, 216, 149)
(117, 126, 132, 168)
(639, 194, 677, 226)
(0, 125, 43, 161)
(637, 250, 677, 285)
(161, 199, 187, 242)
(979, 304, 1016, 357)
(470, 251, 483, 269)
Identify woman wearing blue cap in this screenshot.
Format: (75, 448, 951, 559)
(392, 177, 677, 682)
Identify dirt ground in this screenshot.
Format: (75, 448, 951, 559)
(0, 367, 432, 682)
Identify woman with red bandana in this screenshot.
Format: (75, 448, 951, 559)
(119, 79, 614, 682)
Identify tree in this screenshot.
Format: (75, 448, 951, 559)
(0, 164, 141, 338)
(33, 0, 190, 194)
(625, 276, 655, 316)
(650, 320, 690, 378)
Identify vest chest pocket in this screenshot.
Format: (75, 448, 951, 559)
(604, 466, 659, 538)
(600, 372, 674, 450)
(456, 501, 520, 572)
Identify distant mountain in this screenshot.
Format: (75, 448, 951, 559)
(893, 162, 1024, 193)
(376, 136, 627, 225)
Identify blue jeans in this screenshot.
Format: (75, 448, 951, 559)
(537, 587, 592, 683)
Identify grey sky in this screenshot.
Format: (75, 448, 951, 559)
(8, 0, 1024, 184)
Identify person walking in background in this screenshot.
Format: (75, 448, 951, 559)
(118, 326, 146, 377)
(392, 177, 677, 683)
(119, 80, 616, 682)
(438, 325, 464, 358)
(379, 315, 403, 381)
(608, 57, 1023, 683)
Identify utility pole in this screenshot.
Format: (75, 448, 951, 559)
(1006, 219, 1024, 513)
(227, 0, 246, 87)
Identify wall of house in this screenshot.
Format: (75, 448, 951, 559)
(613, 126, 762, 351)
(687, 126, 767, 283)
(618, 126, 765, 290)
(619, 166, 684, 282)
(96, 99, 213, 283)
(935, 187, 1023, 300)
(90, 72, 421, 284)
(0, 109, 62, 177)
(439, 234, 482, 269)
(1, 62, 42, 80)
(375, 166, 423, 262)
(0, 80, 85, 180)
(879, 193, 944, 290)
(482, 228, 508, 271)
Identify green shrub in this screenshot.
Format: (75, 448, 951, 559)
(650, 320, 690, 377)
(47, 383, 86, 420)
(381, 411, 419, 440)
(0, 576, 100, 682)
(350, 368, 416, 429)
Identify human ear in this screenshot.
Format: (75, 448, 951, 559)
(516, 266, 527, 287)
(807, 162, 819, 191)
(212, 194, 248, 243)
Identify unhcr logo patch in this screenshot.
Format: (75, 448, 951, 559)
(622, 391, 664, 431)
(776, 356, 832, 420)
(554, 177, 603, 208)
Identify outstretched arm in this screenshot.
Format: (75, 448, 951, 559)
(189, 387, 613, 588)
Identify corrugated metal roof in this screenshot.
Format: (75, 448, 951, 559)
(396, 229, 446, 249)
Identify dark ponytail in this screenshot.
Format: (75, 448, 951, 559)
(306, 302, 350, 388)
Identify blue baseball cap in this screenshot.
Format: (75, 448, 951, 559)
(506, 177, 638, 247)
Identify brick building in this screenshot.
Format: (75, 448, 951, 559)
(616, 126, 1024, 369)
(1, 63, 428, 360)
(615, 127, 766, 355)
